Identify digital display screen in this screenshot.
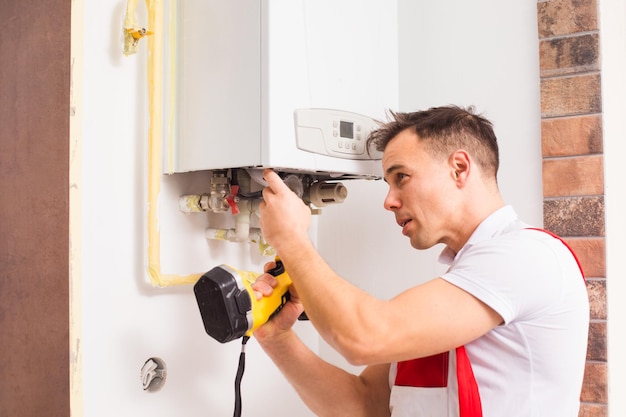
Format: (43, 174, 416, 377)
(339, 121, 354, 139)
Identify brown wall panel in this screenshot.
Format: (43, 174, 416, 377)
(0, 0, 71, 416)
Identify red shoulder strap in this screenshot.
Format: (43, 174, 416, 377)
(525, 228, 586, 282)
(456, 346, 483, 417)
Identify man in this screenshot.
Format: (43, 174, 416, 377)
(254, 105, 589, 416)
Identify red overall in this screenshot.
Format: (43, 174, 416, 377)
(393, 229, 585, 416)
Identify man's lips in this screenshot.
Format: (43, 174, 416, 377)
(398, 218, 412, 235)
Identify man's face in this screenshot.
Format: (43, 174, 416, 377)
(382, 129, 456, 250)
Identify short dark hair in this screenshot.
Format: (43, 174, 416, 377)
(367, 105, 500, 178)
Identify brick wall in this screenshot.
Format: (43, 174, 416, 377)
(537, 0, 607, 415)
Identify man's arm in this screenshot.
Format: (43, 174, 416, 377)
(257, 328, 391, 417)
(259, 169, 503, 365)
(253, 269, 391, 417)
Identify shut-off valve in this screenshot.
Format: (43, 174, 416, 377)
(178, 169, 348, 250)
(179, 169, 348, 215)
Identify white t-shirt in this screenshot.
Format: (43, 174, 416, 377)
(389, 206, 589, 417)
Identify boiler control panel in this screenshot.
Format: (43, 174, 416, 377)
(294, 108, 383, 160)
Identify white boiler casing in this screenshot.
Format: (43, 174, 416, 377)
(164, 0, 399, 179)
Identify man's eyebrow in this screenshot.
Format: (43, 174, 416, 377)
(383, 164, 404, 183)
(385, 164, 404, 176)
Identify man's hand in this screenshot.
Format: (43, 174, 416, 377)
(259, 169, 312, 254)
(251, 261, 305, 343)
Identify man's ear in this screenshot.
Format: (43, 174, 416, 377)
(449, 150, 471, 184)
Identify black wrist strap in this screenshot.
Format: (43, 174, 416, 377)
(233, 336, 250, 417)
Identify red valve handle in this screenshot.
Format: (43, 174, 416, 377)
(226, 185, 240, 215)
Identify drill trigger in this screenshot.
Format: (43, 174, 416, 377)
(267, 259, 285, 277)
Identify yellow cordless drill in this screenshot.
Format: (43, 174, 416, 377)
(193, 259, 294, 343)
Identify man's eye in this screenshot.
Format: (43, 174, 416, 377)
(396, 173, 407, 184)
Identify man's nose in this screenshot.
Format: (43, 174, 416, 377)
(383, 190, 400, 211)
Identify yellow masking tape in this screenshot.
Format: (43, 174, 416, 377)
(143, 0, 201, 287)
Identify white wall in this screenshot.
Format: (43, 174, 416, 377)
(80, 0, 541, 416)
(396, 0, 543, 220)
(599, 1, 626, 415)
